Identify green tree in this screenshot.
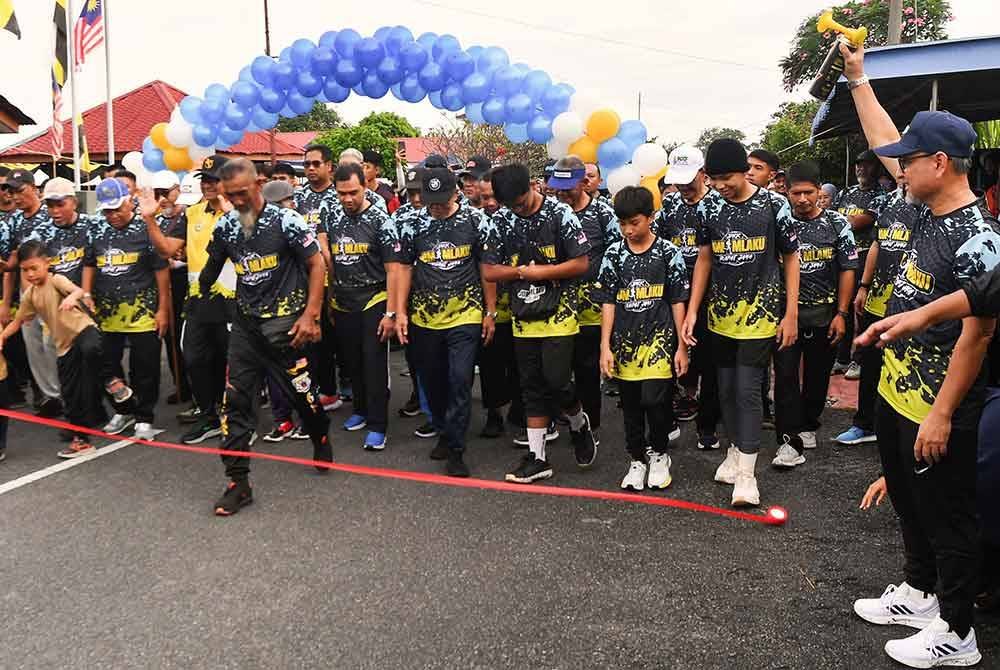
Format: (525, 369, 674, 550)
(358, 111, 420, 139)
(314, 124, 400, 174)
(275, 102, 343, 132)
(695, 127, 747, 152)
(424, 119, 547, 177)
(780, 0, 951, 92)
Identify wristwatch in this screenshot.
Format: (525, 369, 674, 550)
(383, 311, 397, 320)
(485, 311, 498, 319)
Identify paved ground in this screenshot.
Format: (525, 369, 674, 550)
(1, 352, 997, 670)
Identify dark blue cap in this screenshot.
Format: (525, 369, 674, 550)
(874, 111, 977, 159)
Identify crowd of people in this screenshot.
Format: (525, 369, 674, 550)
(0, 44, 998, 668)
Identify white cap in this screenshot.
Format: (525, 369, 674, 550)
(664, 145, 705, 185)
(177, 173, 202, 206)
(41, 177, 76, 200)
(339, 147, 363, 164)
(152, 171, 181, 190)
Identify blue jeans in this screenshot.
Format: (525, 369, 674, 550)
(409, 324, 479, 453)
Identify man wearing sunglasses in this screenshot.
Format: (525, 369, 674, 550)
(841, 43, 1000, 669)
(0, 169, 63, 418)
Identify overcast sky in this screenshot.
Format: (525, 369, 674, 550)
(0, 0, 995, 153)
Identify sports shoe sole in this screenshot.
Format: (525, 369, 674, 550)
(853, 603, 939, 630)
(182, 427, 223, 445)
(772, 457, 806, 469)
(262, 434, 289, 443)
(214, 497, 253, 516)
(344, 421, 367, 432)
(505, 469, 554, 484)
(699, 439, 721, 450)
(363, 441, 386, 451)
(621, 483, 645, 492)
(103, 418, 136, 435)
(415, 429, 439, 439)
(323, 400, 344, 411)
(57, 446, 96, 459)
(837, 435, 878, 445)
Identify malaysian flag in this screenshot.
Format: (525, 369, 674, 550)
(51, 0, 68, 157)
(73, 0, 103, 70)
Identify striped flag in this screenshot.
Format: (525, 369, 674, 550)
(73, 0, 103, 70)
(51, 0, 68, 157)
(51, 77, 65, 157)
(0, 0, 20, 39)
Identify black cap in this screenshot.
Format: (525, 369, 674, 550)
(704, 138, 750, 177)
(855, 149, 878, 164)
(196, 155, 230, 180)
(462, 155, 491, 179)
(4, 169, 35, 190)
(874, 111, 978, 159)
(362, 149, 383, 167)
(421, 166, 457, 204)
(404, 167, 423, 190)
(423, 154, 448, 169)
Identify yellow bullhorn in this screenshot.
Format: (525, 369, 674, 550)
(817, 9, 868, 48)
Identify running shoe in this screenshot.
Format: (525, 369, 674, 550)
(853, 582, 940, 629)
(343, 414, 367, 431)
(102, 413, 135, 436)
(570, 412, 597, 467)
(835, 426, 877, 445)
(289, 425, 309, 440)
(831, 361, 849, 375)
(57, 437, 95, 459)
(698, 433, 721, 450)
(884, 616, 981, 668)
(415, 422, 438, 439)
(105, 377, 133, 404)
(398, 396, 421, 417)
(620, 460, 647, 491)
(214, 480, 253, 516)
(363, 431, 386, 451)
(263, 420, 294, 442)
(845, 361, 862, 380)
(799, 431, 817, 450)
(133, 422, 157, 440)
(772, 437, 805, 469)
(321, 394, 343, 411)
(505, 455, 553, 484)
(182, 417, 222, 445)
(647, 452, 672, 489)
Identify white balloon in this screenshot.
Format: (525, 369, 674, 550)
(170, 107, 184, 124)
(551, 112, 584, 145)
(166, 119, 194, 148)
(568, 92, 601, 121)
(122, 151, 144, 173)
(547, 139, 570, 160)
(606, 165, 641, 196)
(135, 167, 154, 188)
(631, 142, 669, 178)
(188, 144, 214, 163)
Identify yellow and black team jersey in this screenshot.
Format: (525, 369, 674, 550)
(168, 201, 234, 301)
(880, 203, 1000, 428)
(296, 185, 387, 235)
(835, 184, 885, 249)
(656, 191, 704, 283)
(696, 188, 798, 339)
(574, 195, 620, 327)
(486, 197, 591, 338)
(85, 216, 168, 333)
(864, 189, 923, 317)
(598, 237, 689, 381)
(206, 203, 321, 319)
(22, 212, 96, 287)
(327, 202, 400, 312)
(792, 209, 858, 327)
(398, 204, 493, 330)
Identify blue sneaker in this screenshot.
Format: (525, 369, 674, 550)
(835, 426, 877, 445)
(698, 433, 720, 450)
(363, 431, 386, 451)
(343, 414, 367, 431)
(339, 386, 353, 403)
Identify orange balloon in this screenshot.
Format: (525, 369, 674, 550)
(641, 175, 661, 210)
(585, 108, 621, 143)
(567, 135, 599, 164)
(150, 122, 171, 151)
(163, 145, 194, 172)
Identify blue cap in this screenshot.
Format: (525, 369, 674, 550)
(874, 111, 977, 159)
(95, 178, 131, 210)
(547, 167, 585, 190)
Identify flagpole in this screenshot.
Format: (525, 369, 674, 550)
(66, 0, 81, 188)
(104, 0, 114, 166)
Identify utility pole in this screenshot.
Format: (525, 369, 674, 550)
(637, 91, 642, 121)
(265, 0, 276, 166)
(888, 0, 903, 45)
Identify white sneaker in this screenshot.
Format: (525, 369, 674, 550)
(102, 413, 135, 436)
(715, 445, 739, 484)
(668, 424, 681, 442)
(647, 452, 672, 489)
(133, 422, 156, 440)
(884, 615, 981, 668)
(799, 431, 817, 450)
(845, 361, 862, 380)
(854, 582, 940, 629)
(620, 461, 647, 491)
(732, 450, 760, 507)
(772, 441, 805, 469)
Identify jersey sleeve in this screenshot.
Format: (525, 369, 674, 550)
(596, 245, 619, 305)
(601, 202, 622, 246)
(772, 194, 800, 254)
(395, 216, 418, 265)
(954, 229, 1000, 285)
(557, 206, 591, 260)
(480, 211, 510, 266)
(473, 209, 498, 262)
(375, 211, 404, 264)
(280, 209, 320, 262)
(665, 243, 691, 304)
(205, 215, 234, 263)
(832, 213, 859, 271)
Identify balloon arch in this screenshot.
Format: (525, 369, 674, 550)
(126, 26, 669, 201)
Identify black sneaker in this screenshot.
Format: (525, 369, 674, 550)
(263, 420, 294, 442)
(429, 438, 449, 460)
(414, 422, 438, 439)
(312, 435, 333, 473)
(480, 410, 504, 438)
(505, 454, 554, 483)
(446, 452, 469, 478)
(674, 394, 698, 422)
(182, 417, 222, 445)
(398, 395, 421, 418)
(570, 412, 597, 467)
(214, 480, 253, 516)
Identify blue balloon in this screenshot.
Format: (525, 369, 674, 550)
(399, 42, 428, 72)
(231, 81, 260, 109)
(143, 148, 165, 172)
(386, 26, 414, 54)
(319, 30, 338, 48)
(597, 137, 629, 169)
(218, 126, 245, 146)
(390, 82, 404, 101)
(482, 97, 506, 125)
(287, 91, 314, 115)
(142, 136, 156, 154)
(179, 96, 203, 124)
(224, 102, 251, 130)
(193, 124, 218, 147)
(540, 83, 572, 116)
(334, 59, 364, 88)
(522, 70, 552, 101)
(432, 34, 460, 62)
(279, 46, 293, 63)
(199, 98, 225, 124)
(352, 82, 366, 97)
(252, 107, 279, 130)
(617, 119, 648, 153)
(310, 46, 337, 76)
(362, 72, 389, 99)
(374, 26, 392, 43)
(476, 46, 509, 75)
(334, 28, 361, 59)
(251, 56, 275, 86)
(466, 45, 484, 61)
(239, 66, 254, 83)
(399, 74, 426, 103)
(466, 101, 485, 124)
(272, 62, 296, 91)
(461, 72, 491, 104)
(428, 90, 444, 110)
(279, 103, 296, 118)
(418, 61, 445, 92)
(323, 80, 350, 103)
(527, 114, 554, 143)
(441, 83, 464, 111)
(290, 39, 316, 69)
(416, 32, 438, 51)
(494, 66, 525, 97)
(504, 122, 528, 144)
(204, 83, 230, 101)
(296, 71, 323, 97)
(355, 37, 386, 69)
(444, 51, 475, 82)
(376, 56, 403, 85)
(505, 93, 533, 124)
(258, 87, 286, 113)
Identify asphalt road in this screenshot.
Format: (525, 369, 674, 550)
(1, 352, 997, 670)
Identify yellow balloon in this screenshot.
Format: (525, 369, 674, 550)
(654, 166, 668, 181)
(585, 109, 621, 143)
(163, 145, 194, 172)
(641, 175, 661, 210)
(150, 122, 171, 151)
(567, 135, 599, 164)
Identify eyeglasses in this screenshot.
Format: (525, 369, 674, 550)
(304, 160, 327, 168)
(898, 153, 937, 172)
